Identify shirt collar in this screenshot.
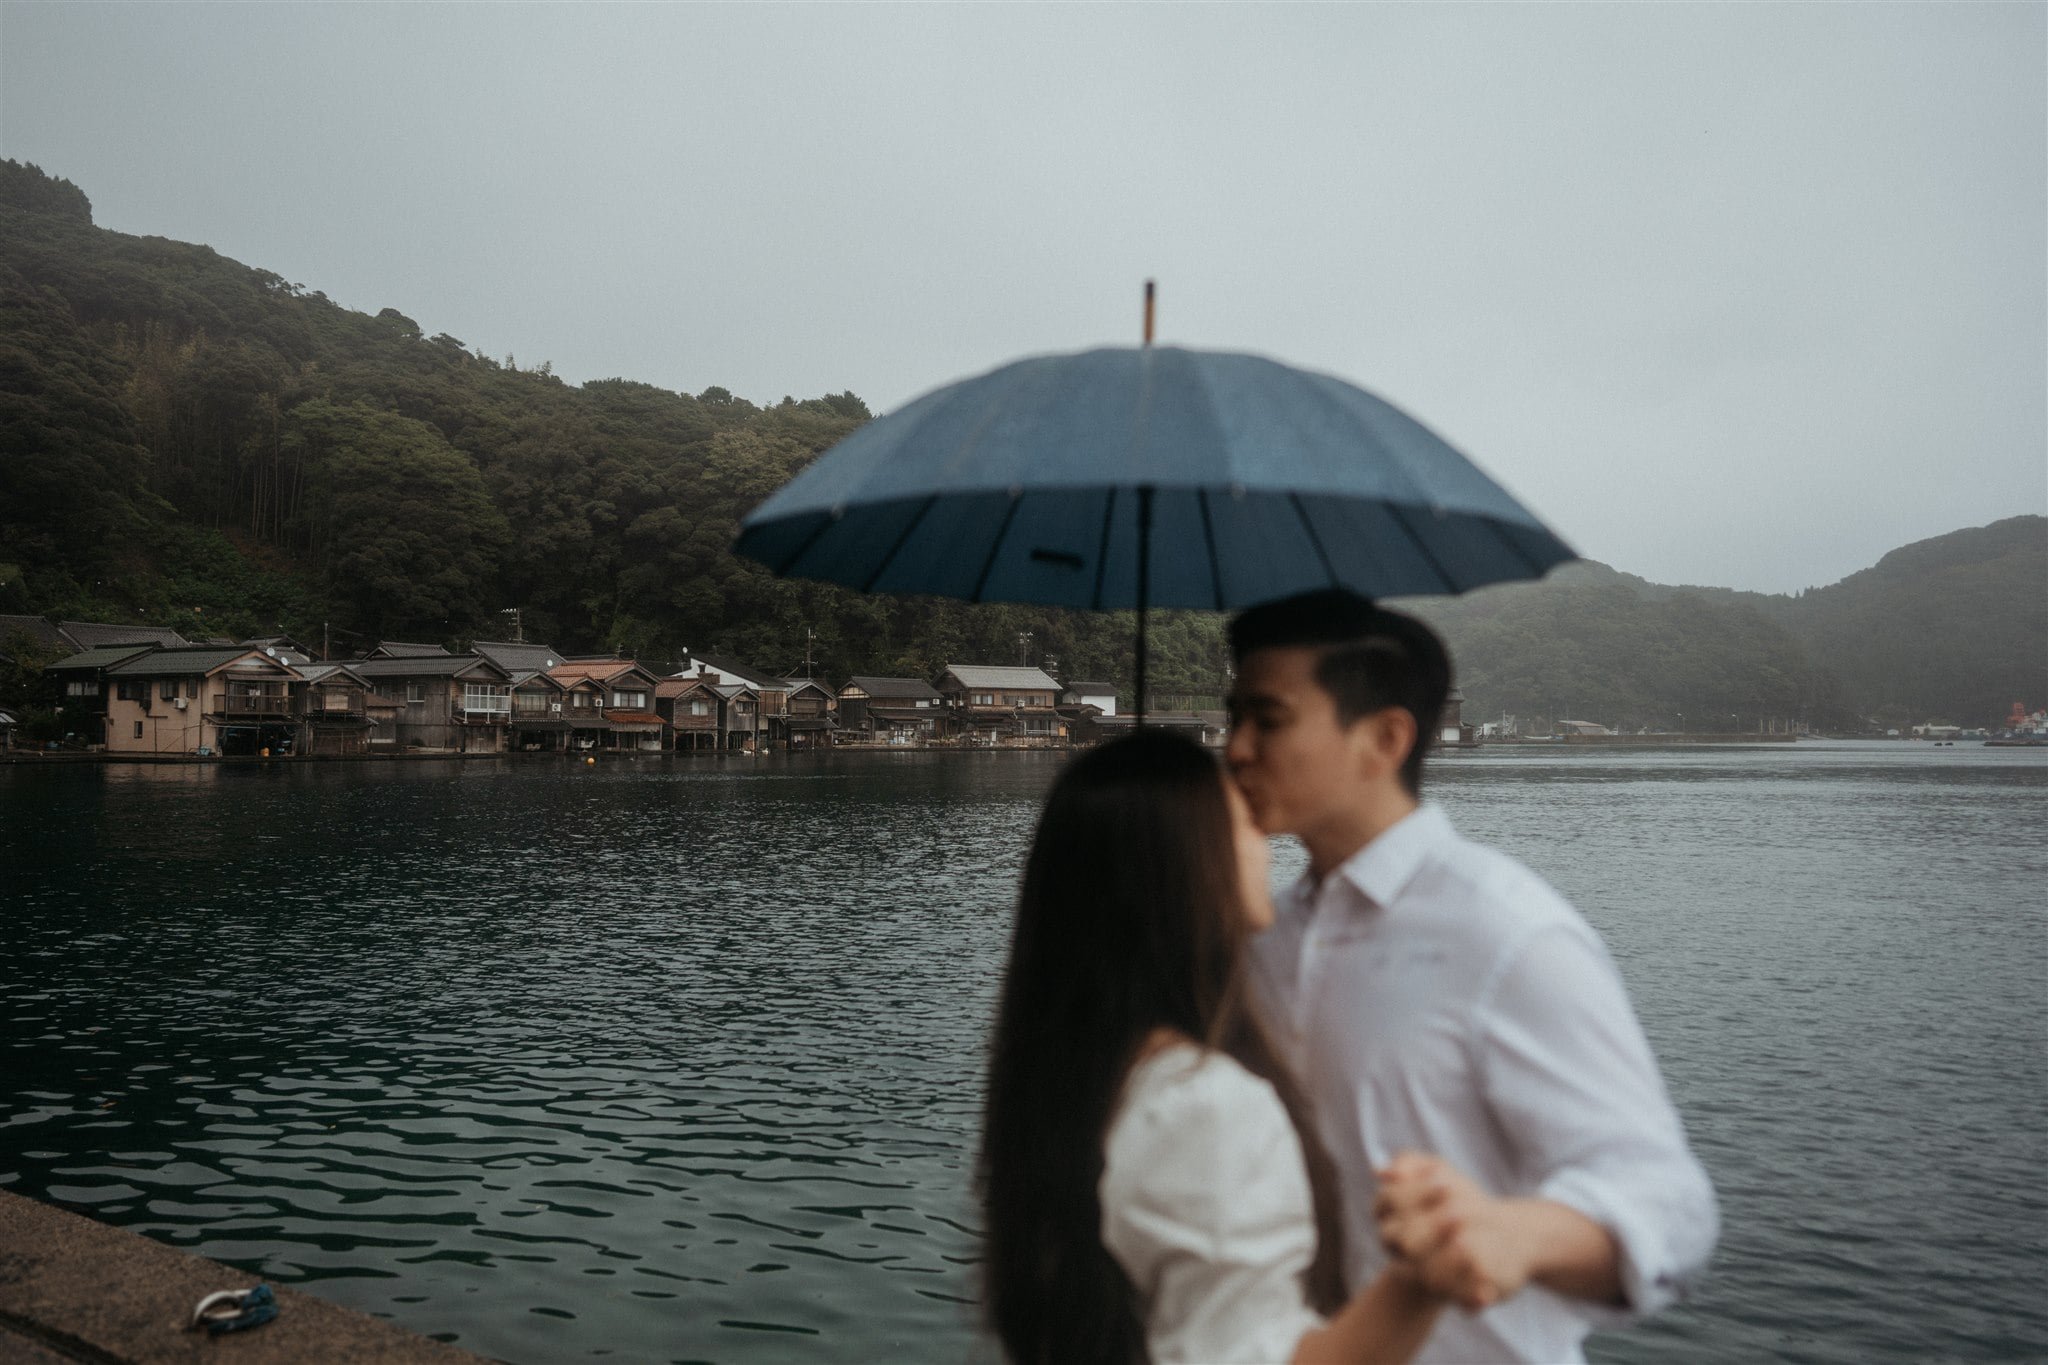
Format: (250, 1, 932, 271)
(1315, 802, 1453, 913)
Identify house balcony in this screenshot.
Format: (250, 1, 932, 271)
(210, 692, 293, 718)
(299, 695, 368, 720)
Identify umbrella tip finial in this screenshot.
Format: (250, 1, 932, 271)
(1143, 279, 1156, 347)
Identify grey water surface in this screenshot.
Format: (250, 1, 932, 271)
(3, 742, 2043, 1363)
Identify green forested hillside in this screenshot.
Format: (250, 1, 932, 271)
(1, 161, 2038, 728)
(0, 160, 1184, 692)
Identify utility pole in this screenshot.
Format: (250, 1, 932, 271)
(1017, 630, 1033, 666)
(803, 627, 815, 679)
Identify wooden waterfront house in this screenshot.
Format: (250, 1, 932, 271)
(292, 663, 374, 756)
(1434, 686, 1479, 749)
(1061, 680, 1120, 716)
(102, 646, 307, 756)
(546, 661, 665, 752)
(937, 665, 1067, 746)
(0, 706, 18, 751)
(782, 677, 837, 750)
(506, 670, 572, 751)
(836, 676, 943, 744)
(554, 676, 610, 749)
(657, 677, 725, 751)
(711, 684, 763, 750)
(350, 655, 513, 752)
(689, 656, 790, 746)
(44, 644, 158, 745)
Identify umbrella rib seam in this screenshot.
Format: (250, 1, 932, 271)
(970, 494, 1027, 603)
(1090, 487, 1117, 611)
(1288, 492, 1340, 590)
(859, 494, 941, 594)
(1196, 489, 1224, 612)
(1388, 504, 1459, 595)
(1491, 519, 1550, 578)
(769, 514, 838, 579)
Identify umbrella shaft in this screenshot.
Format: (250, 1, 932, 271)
(1136, 485, 1152, 727)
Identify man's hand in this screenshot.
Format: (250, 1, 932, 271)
(1373, 1153, 1532, 1310)
(1374, 1152, 1626, 1312)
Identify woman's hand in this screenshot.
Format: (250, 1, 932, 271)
(1374, 1152, 1624, 1312)
(1374, 1152, 1527, 1309)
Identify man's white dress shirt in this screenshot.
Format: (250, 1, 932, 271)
(1251, 804, 1717, 1365)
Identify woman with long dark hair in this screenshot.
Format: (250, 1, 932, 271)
(980, 730, 1444, 1364)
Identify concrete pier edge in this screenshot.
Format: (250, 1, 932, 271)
(0, 1189, 491, 1364)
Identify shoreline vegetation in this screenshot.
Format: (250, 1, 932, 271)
(2, 161, 2042, 737)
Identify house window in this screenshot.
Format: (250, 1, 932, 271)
(689, 699, 710, 716)
(133, 721, 143, 739)
(611, 690, 647, 709)
(116, 680, 143, 702)
(514, 691, 549, 714)
(407, 682, 426, 704)
(160, 680, 179, 701)
(66, 680, 98, 698)
(973, 693, 993, 706)
(186, 679, 199, 698)
(571, 692, 591, 708)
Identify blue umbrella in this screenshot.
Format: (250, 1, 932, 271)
(736, 341, 1573, 720)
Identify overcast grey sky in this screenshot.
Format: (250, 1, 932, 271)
(2, 2, 2041, 594)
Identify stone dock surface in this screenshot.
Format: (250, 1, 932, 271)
(0, 1190, 491, 1364)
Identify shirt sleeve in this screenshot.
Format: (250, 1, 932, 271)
(1099, 1057, 1327, 1365)
(1474, 918, 1720, 1321)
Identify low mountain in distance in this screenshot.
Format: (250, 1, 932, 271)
(1, 159, 2038, 730)
(1404, 515, 2045, 731)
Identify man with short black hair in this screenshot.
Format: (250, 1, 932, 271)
(1226, 588, 1715, 1365)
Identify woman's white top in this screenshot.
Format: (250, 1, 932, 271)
(1098, 1044, 1326, 1365)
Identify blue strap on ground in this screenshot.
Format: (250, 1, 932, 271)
(205, 1284, 278, 1334)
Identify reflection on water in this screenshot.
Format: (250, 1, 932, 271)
(3, 744, 2045, 1363)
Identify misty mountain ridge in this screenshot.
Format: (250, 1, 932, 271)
(1, 160, 2040, 729)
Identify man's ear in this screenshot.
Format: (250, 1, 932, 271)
(1351, 707, 1416, 783)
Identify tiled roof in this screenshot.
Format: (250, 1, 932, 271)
(59, 621, 190, 650)
(942, 665, 1061, 691)
(0, 615, 70, 653)
(296, 664, 369, 685)
(473, 641, 563, 673)
(655, 678, 715, 699)
(691, 655, 789, 690)
(350, 655, 509, 680)
(366, 641, 451, 658)
(106, 647, 282, 678)
(548, 660, 653, 685)
(844, 675, 942, 700)
(47, 644, 158, 672)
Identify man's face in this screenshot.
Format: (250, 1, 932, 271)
(1224, 646, 1366, 836)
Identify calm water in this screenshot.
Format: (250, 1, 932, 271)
(3, 743, 2044, 1363)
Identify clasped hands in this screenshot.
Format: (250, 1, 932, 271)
(1373, 1152, 1538, 1313)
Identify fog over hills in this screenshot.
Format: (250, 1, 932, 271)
(2, 161, 2040, 729)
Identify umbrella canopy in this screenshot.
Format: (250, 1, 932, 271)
(736, 345, 1573, 613)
